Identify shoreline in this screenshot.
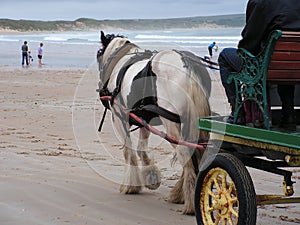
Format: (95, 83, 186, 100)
(0, 28, 241, 70)
(0, 25, 242, 35)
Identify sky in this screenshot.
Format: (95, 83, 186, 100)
(0, 0, 248, 21)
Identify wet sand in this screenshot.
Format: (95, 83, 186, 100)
(0, 63, 299, 225)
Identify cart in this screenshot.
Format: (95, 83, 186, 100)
(194, 116, 300, 225)
(194, 29, 300, 225)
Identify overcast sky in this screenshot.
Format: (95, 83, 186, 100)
(0, 0, 247, 21)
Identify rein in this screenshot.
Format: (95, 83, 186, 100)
(100, 95, 208, 151)
(196, 55, 220, 70)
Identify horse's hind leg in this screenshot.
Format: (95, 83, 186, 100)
(137, 128, 161, 190)
(167, 119, 201, 214)
(181, 156, 198, 214)
(120, 135, 142, 194)
(168, 146, 197, 214)
(167, 172, 184, 204)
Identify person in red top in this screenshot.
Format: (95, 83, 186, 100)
(218, 0, 300, 130)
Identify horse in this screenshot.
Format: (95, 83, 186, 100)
(97, 31, 211, 214)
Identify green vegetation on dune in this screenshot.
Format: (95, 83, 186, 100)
(0, 14, 245, 32)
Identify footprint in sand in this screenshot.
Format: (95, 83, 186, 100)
(18, 135, 35, 139)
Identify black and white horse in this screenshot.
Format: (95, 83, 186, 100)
(97, 31, 211, 214)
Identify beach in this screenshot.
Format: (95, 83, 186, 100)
(1, 30, 300, 225)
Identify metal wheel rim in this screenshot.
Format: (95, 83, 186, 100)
(200, 167, 239, 225)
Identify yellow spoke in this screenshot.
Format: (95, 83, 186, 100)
(221, 217, 226, 225)
(214, 213, 221, 225)
(208, 189, 217, 199)
(230, 197, 238, 205)
(221, 172, 228, 190)
(207, 206, 215, 213)
(228, 217, 234, 225)
(229, 206, 239, 218)
(228, 182, 235, 194)
(213, 177, 222, 192)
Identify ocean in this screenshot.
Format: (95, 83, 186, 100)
(0, 28, 242, 69)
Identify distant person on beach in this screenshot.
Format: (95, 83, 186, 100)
(208, 41, 218, 58)
(21, 41, 29, 66)
(204, 55, 211, 61)
(37, 42, 44, 67)
(218, 0, 300, 130)
(28, 51, 33, 65)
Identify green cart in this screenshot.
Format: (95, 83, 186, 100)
(194, 30, 300, 225)
(194, 116, 300, 225)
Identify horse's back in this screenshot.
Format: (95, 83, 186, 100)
(152, 50, 211, 94)
(150, 50, 211, 122)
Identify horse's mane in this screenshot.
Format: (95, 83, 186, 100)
(101, 41, 138, 84)
(103, 33, 127, 47)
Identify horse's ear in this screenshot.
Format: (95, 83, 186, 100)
(100, 31, 106, 45)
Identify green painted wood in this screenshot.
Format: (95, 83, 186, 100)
(198, 117, 300, 150)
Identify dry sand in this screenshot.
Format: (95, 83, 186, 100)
(0, 66, 299, 225)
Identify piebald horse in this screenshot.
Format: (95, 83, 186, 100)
(97, 31, 211, 214)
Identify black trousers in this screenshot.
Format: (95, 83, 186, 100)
(277, 84, 295, 120)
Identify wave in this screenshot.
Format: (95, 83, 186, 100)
(135, 39, 238, 44)
(135, 34, 241, 41)
(44, 36, 68, 41)
(0, 37, 19, 42)
(67, 38, 89, 42)
(0, 29, 241, 48)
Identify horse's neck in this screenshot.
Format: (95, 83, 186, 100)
(102, 43, 139, 85)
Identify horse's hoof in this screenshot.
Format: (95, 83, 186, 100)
(120, 184, 142, 194)
(142, 166, 161, 190)
(180, 207, 195, 215)
(146, 182, 160, 190)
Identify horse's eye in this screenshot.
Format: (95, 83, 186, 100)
(97, 49, 103, 58)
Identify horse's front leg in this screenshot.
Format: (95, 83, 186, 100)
(137, 128, 161, 190)
(120, 135, 142, 194)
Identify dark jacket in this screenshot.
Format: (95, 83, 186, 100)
(238, 0, 300, 55)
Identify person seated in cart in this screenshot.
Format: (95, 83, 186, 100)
(218, 0, 300, 131)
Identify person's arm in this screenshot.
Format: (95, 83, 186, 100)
(238, 0, 268, 55)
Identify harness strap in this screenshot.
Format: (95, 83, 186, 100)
(98, 107, 108, 132)
(141, 104, 181, 123)
(111, 50, 153, 106)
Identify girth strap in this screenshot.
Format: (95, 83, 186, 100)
(141, 105, 181, 123)
(111, 50, 153, 106)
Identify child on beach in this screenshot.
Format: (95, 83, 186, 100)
(37, 42, 43, 67)
(28, 51, 33, 65)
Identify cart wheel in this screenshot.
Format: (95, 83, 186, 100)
(195, 153, 257, 225)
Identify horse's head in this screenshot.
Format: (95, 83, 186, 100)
(97, 31, 129, 86)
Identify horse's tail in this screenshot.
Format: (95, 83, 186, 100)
(176, 50, 211, 142)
